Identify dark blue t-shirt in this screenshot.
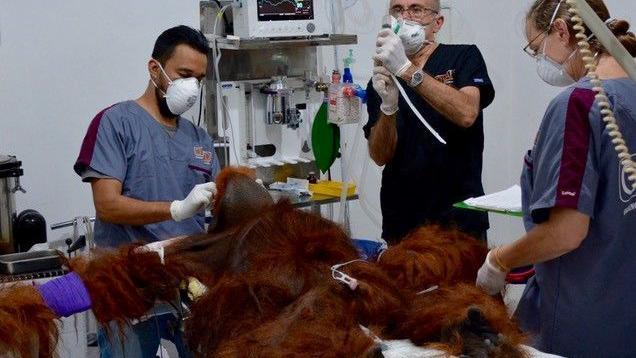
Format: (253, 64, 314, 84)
(364, 44, 495, 241)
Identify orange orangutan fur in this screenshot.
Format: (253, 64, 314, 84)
(333, 260, 408, 329)
(213, 287, 380, 358)
(209, 166, 276, 234)
(67, 245, 188, 328)
(396, 284, 527, 357)
(174, 168, 525, 357)
(175, 200, 362, 354)
(0, 167, 527, 357)
(0, 245, 204, 357)
(0, 284, 58, 358)
(378, 225, 489, 291)
(212, 165, 256, 211)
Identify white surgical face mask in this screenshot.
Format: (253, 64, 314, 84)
(536, 37, 577, 87)
(151, 60, 200, 116)
(533, 0, 576, 87)
(393, 17, 429, 56)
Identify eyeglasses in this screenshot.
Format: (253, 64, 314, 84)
(390, 5, 439, 20)
(524, 0, 563, 58)
(522, 29, 549, 58)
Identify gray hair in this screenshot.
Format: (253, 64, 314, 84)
(389, 0, 441, 12)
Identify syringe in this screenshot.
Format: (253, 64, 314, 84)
(376, 14, 446, 144)
(381, 14, 401, 33)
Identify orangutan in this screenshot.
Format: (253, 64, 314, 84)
(0, 167, 527, 358)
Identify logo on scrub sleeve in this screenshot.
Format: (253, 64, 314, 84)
(194, 146, 213, 165)
(620, 154, 636, 203)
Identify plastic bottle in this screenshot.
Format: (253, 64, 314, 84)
(337, 50, 360, 124)
(342, 49, 355, 83)
(328, 70, 342, 124)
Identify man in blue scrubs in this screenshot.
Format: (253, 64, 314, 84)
(74, 25, 219, 357)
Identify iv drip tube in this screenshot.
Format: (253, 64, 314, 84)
(391, 74, 446, 145)
(212, 4, 240, 166)
(338, 122, 363, 226)
(338, 118, 383, 231)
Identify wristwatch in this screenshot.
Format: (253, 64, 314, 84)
(409, 69, 425, 88)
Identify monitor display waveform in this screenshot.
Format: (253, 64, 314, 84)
(257, 0, 314, 21)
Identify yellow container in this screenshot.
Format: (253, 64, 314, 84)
(309, 181, 356, 197)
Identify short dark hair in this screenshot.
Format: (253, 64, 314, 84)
(152, 25, 208, 64)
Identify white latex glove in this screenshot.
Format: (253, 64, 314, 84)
(476, 250, 508, 295)
(372, 66, 399, 115)
(138, 236, 188, 264)
(373, 28, 412, 77)
(170, 182, 217, 222)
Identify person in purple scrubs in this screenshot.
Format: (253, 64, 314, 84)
(74, 26, 220, 358)
(476, 1, 636, 357)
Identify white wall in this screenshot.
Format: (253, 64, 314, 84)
(0, 1, 199, 242)
(1, 0, 635, 245)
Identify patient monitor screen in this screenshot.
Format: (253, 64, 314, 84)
(257, 0, 315, 21)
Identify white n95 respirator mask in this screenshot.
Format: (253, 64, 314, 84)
(536, 54, 576, 87)
(392, 17, 429, 56)
(534, 3, 577, 88)
(535, 39, 577, 87)
(151, 60, 200, 117)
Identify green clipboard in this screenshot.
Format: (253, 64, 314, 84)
(453, 201, 523, 218)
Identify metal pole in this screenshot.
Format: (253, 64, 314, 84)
(51, 217, 95, 231)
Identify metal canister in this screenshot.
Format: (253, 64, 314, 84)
(0, 154, 24, 254)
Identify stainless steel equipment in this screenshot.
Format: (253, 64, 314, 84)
(201, 2, 357, 183)
(51, 216, 95, 258)
(0, 249, 63, 275)
(0, 154, 47, 254)
(263, 76, 301, 128)
(0, 154, 24, 254)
